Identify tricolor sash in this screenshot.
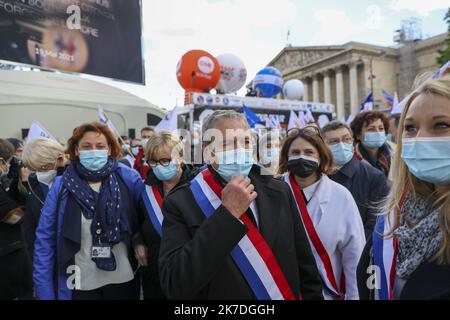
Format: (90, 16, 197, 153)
(142, 185, 164, 237)
(190, 169, 297, 300)
(285, 174, 345, 299)
(372, 211, 397, 300)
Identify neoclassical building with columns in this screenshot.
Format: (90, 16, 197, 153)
(267, 33, 447, 119)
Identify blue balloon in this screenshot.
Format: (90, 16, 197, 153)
(253, 67, 284, 98)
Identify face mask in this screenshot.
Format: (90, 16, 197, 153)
(363, 132, 387, 148)
(402, 137, 450, 185)
(260, 148, 280, 166)
(79, 150, 108, 172)
(386, 134, 394, 143)
(288, 155, 320, 179)
(141, 139, 149, 148)
(122, 144, 130, 153)
(216, 148, 254, 182)
(153, 163, 178, 181)
(329, 143, 354, 166)
(131, 147, 140, 157)
(192, 139, 200, 146)
(36, 169, 57, 186)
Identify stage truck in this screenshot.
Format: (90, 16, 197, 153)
(176, 93, 335, 134)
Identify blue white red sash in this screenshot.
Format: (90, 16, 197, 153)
(284, 174, 345, 299)
(142, 185, 164, 237)
(372, 210, 397, 300)
(190, 169, 297, 300)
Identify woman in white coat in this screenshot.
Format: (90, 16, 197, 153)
(279, 126, 366, 300)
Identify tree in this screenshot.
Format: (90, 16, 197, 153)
(437, 7, 450, 65)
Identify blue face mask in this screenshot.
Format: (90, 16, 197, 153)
(153, 163, 178, 181)
(131, 147, 140, 157)
(402, 137, 450, 185)
(363, 132, 387, 148)
(329, 143, 354, 166)
(216, 148, 254, 182)
(79, 150, 108, 172)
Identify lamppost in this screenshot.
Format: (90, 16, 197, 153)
(369, 50, 387, 95)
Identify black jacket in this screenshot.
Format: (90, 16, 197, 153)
(357, 236, 450, 300)
(23, 173, 47, 261)
(24, 168, 66, 261)
(329, 157, 390, 238)
(0, 184, 32, 299)
(136, 165, 198, 300)
(158, 165, 323, 300)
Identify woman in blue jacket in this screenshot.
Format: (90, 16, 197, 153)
(34, 122, 146, 300)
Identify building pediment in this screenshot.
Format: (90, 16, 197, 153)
(270, 47, 345, 75)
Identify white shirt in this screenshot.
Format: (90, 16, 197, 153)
(302, 175, 366, 300)
(74, 182, 134, 291)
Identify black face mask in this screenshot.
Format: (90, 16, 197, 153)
(287, 157, 320, 178)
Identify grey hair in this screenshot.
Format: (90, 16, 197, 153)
(201, 110, 249, 135)
(320, 120, 353, 137)
(22, 138, 65, 171)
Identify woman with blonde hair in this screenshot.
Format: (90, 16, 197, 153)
(357, 74, 450, 300)
(135, 131, 197, 300)
(22, 138, 67, 261)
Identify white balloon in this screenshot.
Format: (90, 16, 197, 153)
(283, 79, 305, 100)
(216, 54, 247, 94)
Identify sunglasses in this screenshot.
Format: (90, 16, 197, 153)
(287, 125, 324, 142)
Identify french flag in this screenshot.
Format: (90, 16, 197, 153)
(382, 90, 394, 110)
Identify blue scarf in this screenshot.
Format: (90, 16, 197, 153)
(62, 160, 128, 271)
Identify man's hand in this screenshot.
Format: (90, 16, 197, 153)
(134, 244, 149, 267)
(222, 176, 257, 219)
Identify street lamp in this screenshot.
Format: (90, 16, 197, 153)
(369, 50, 387, 94)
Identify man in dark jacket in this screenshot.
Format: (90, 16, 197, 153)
(0, 139, 32, 300)
(158, 110, 323, 300)
(322, 121, 390, 238)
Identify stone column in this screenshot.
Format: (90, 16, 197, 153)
(323, 71, 332, 104)
(335, 66, 345, 120)
(302, 78, 309, 102)
(312, 75, 320, 103)
(349, 62, 359, 115)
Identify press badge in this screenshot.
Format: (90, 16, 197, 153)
(91, 245, 112, 259)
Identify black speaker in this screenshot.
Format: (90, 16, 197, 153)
(128, 129, 136, 139)
(147, 114, 162, 126)
(21, 128, 29, 140)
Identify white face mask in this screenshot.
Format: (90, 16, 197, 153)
(141, 139, 149, 148)
(36, 170, 57, 186)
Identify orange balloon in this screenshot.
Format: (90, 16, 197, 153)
(176, 50, 221, 92)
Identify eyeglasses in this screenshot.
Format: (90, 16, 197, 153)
(287, 125, 324, 142)
(148, 158, 172, 168)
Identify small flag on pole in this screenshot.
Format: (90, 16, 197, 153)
(298, 111, 307, 127)
(265, 115, 281, 129)
(304, 109, 315, 124)
(98, 106, 120, 137)
(26, 121, 57, 143)
(243, 105, 261, 129)
(360, 92, 374, 112)
(288, 110, 301, 130)
(155, 106, 179, 133)
(382, 90, 394, 110)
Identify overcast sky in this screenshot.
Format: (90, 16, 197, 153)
(98, 0, 449, 110)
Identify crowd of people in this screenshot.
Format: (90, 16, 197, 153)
(0, 73, 449, 300)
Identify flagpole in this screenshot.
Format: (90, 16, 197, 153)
(100, 106, 134, 158)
